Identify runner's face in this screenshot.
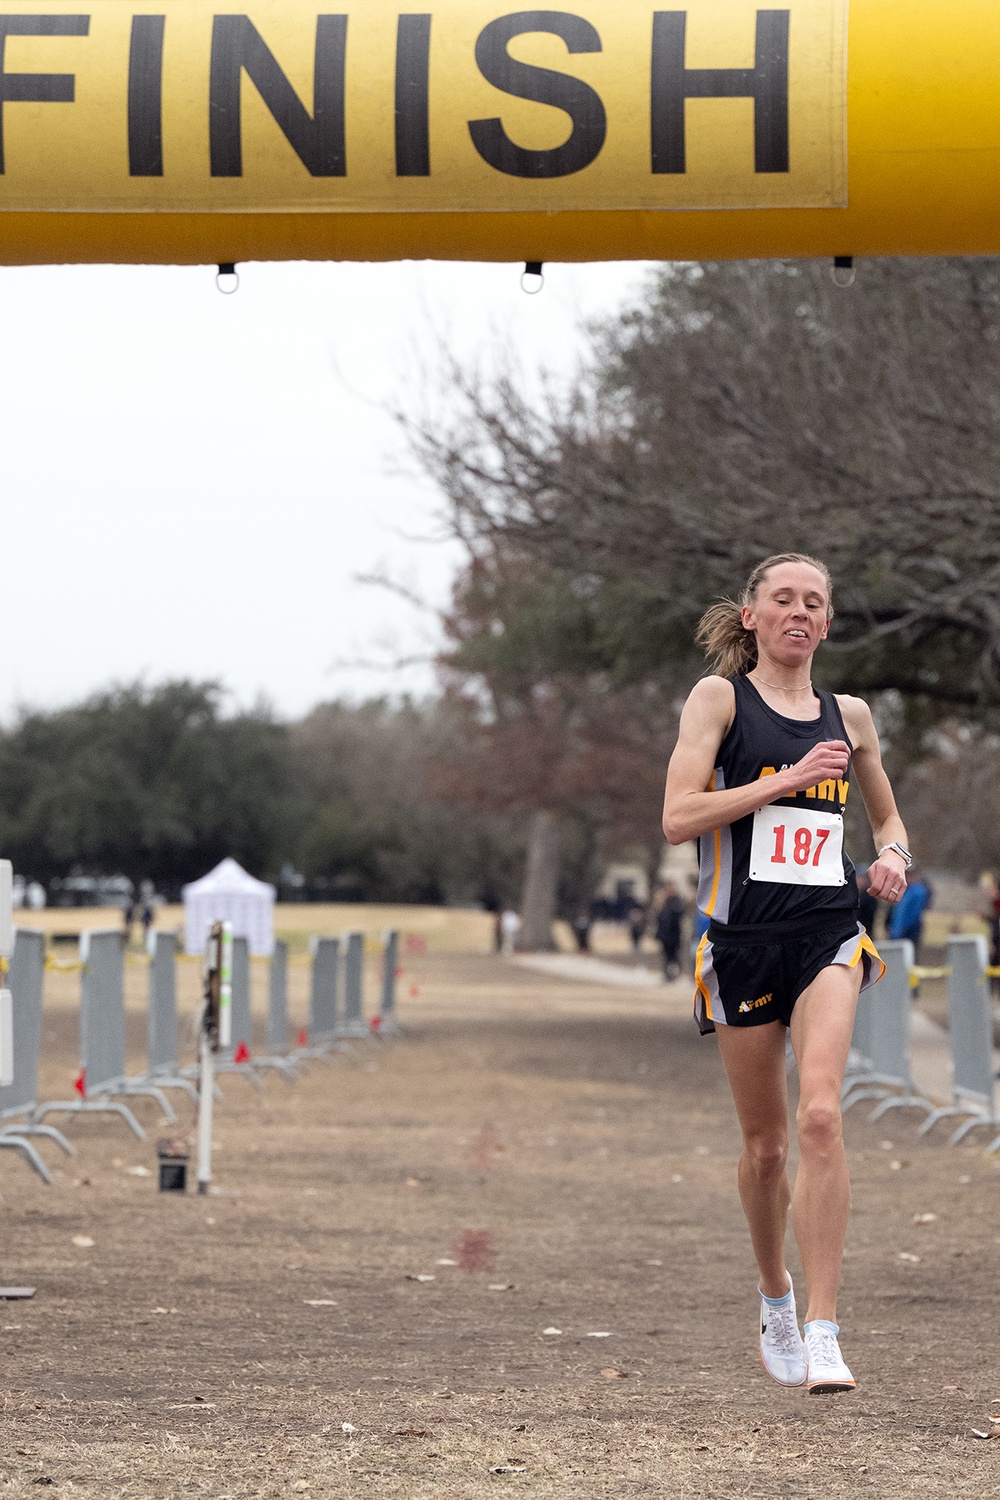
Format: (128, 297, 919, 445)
(741, 563, 830, 666)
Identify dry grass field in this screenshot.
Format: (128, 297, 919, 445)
(0, 910, 997, 1497)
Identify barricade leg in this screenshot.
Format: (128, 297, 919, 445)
(947, 1112, 999, 1146)
(920, 1103, 987, 1136)
(31, 1098, 146, 1140)
(842, 1074, 900, 1112)
(5, 1121, 75, 1156)
(0, 1134, 52, 1184)
(251, 1055, 299, 1082)
(147, 1072, 200, 1105)
(869, 1098, 941, 1122)
(211, 1060, 263, 1090)
(178, 1060, 226, 1096)
(111, 1081, 178, 1122)
(292, 1036, 353, 1064)
(290, 1046, 329, 1065)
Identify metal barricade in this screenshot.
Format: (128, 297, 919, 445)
(210, 935, 262, 1086)
(267, 939, 289, 1053)
(247, 939, 297, 1080)
(378, 930, 400, 1035)
(339, 931, 368, 1038)
(311, 936, 339, 1041)
(145, 931, 197, 1102)
(296, 936, 349, 1058)
(919, 934, 1000, 1146)
(34, 929, 175, 1139)
(842, 940, 933, 1119)
(0, 929, 73, 1181)
(231, 933, 251, 1055)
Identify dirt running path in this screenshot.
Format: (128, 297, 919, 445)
(0, 953, 997, 1497)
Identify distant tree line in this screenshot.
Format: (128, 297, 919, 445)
(0, 680, 535, 907)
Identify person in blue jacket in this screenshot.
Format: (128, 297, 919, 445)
(886, 867, 932, 955)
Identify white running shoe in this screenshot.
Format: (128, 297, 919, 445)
(759, 1282, 807, 1387)
(804, 1322, 856, 1394)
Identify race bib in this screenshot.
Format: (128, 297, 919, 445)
(749, 806, 846, 887)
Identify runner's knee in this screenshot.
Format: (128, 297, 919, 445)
(742, 1131, 788, 1179)
(796, 1093, 843, 1156)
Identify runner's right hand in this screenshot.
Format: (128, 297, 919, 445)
(779, 740, 851, 796)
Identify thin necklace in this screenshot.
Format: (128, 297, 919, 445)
(750, 673, 814, 692)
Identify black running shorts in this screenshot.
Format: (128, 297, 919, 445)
(694, 910, 884, 1036)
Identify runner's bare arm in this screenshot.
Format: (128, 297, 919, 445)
(663, 679, 853, 845)
(837, 695, 910, 901)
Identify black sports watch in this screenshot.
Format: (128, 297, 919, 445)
(877, 842, 913, 869)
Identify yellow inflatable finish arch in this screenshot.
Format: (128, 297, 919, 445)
(0, 0, 995, 265)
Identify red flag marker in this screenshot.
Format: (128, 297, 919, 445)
(73, 1069, 85, 1097)
(370, 1015, 382, 1033)
(233, 1041, 251, 1064)
(297, 1029, 308, 1047)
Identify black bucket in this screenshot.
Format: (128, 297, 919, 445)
(157, 1138, 190, 1193)
(158, 1159, 187, 1192)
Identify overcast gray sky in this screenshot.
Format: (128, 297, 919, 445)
(0, 256, 651, 722)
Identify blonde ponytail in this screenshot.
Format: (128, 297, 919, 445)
(696, 553, 833, 679)
(696, 599, 758, 677)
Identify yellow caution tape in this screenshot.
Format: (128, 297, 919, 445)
(907, 965, 1000, 983)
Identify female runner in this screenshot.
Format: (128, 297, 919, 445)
(662, 553, 911, 1393)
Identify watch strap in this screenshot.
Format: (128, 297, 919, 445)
(877, 842, 913, 869)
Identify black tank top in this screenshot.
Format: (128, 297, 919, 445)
(696, 675, 859, 928)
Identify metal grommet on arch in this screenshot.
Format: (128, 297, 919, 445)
(831, 256, 856, 289)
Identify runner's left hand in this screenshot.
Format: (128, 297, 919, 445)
(869, 852, 907, 903)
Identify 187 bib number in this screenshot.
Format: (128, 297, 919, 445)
(749, 806, 846, 887)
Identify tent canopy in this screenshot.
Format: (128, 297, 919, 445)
(182, 857, 275, 957)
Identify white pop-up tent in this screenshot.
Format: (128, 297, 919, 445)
(182, 858, 276, 957)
